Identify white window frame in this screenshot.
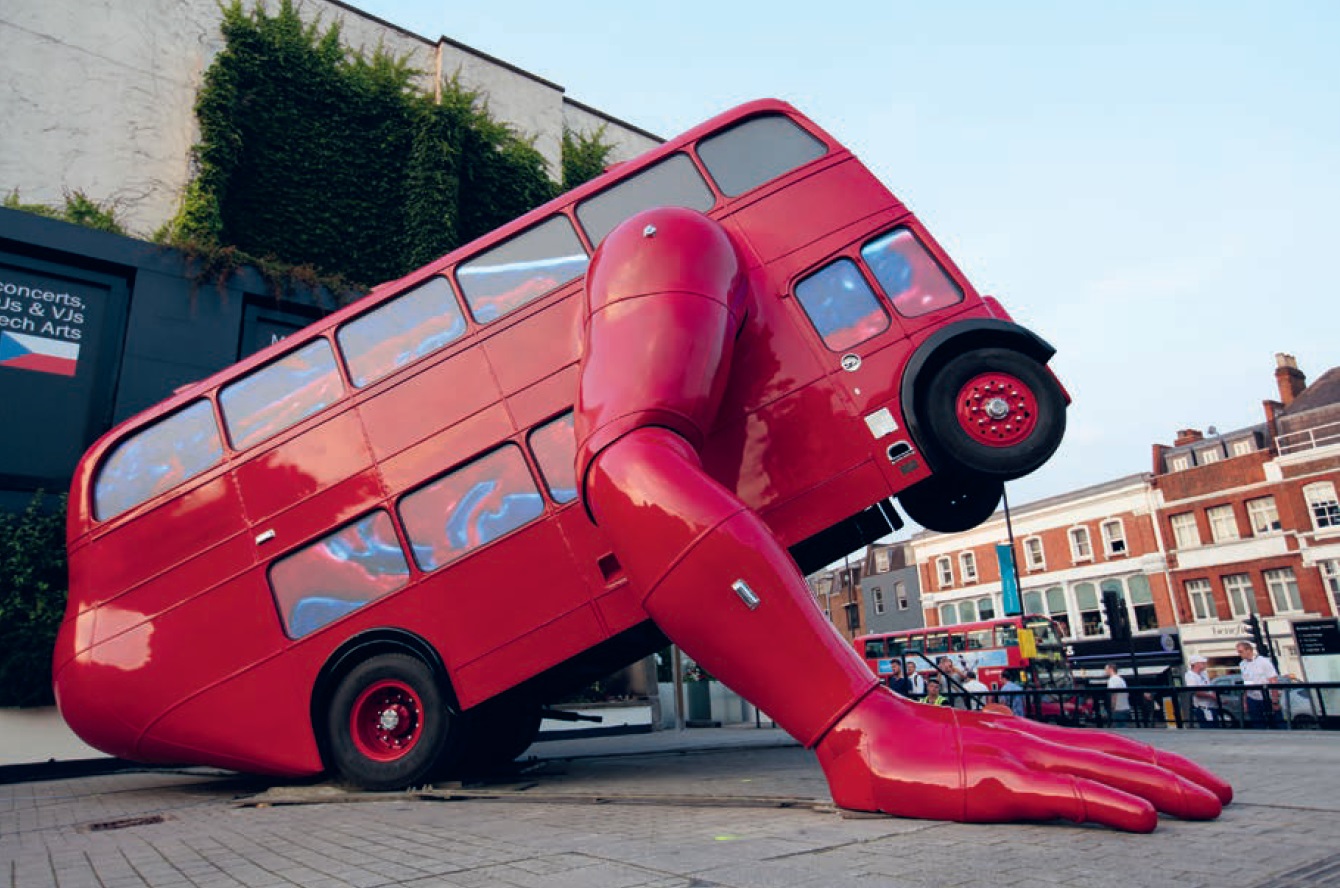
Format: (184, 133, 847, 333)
(960, 551, 978, 583)
(1321, 560, 1340, 613)
(1304, 482, 1340, 532)
(894, 580, 909, 611)
(1023, 536, 1046, 571)
(938, 603, 957, 625)
(874, 548, 892, 574)
(976, 596, 996, 620)
(936, 556, 954, 588)
(1198, 447, 1222, 465)
(1168, 454, 1191, 472)
(1170, 512, 1201, 549)
(1265, 567, 1303, 613)
(1100, 519, 1128, 556)
(1231, 438, 1256, 456)
(871, 586, 886, 615)
(1185, 578, 1218, 622)
(1222, 573, 1254, 618)
(1206, 504, 1240, 543)
(1068, 526, 1093, 562)
(1246, 496, 1281, 536)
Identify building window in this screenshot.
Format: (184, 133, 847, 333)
(1075, 582, 1103, 637)
(1222, 573, 1255, 618)
(1265, 567, 1303, 613)
(1101, 519, 1127, 556)
(939, 603, 956, 625)
(1168, 454, 1191, 472)
(1232, 438, 1256, 456)
(1023, 536, 1046, 571)
(1046, 586, 1072, 638)
(1321, 560, 1340, 612)
(1068, 526, 1093, 561)
(874, 548, 892, 574)
(871, 586, 885, 615)
(936, 556, 954, 588)
(1207, 505, 1240, 543)
(958, 600, 978, 623)
(1198, 447, 1222, 465)
(1170, 512, 1201, 549)
(1246, 496, 1281, 535)
(960, 552, 978, 583)
(977, 596, 996, 620)
(1127, 574, 1158, 631)
(1304, 482, 1340, 531)
(1185, 579, 1218, 622)
(894, 580, 910, 610)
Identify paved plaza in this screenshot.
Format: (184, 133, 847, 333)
(2, 726, 1338, 888)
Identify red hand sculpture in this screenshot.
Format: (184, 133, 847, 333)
(576, 206, 1232, 831)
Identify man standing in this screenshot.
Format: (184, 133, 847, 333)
(1236, 641, 1279, 728)
(1105, 663, 1131, 726)
(1183, 655, 1218, 728)
(999, 669, 1027, 718)
(885, 660, 912, 697)
(962, 669, 991, 711)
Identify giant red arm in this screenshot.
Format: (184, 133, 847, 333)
(574, 207, 1231, 832)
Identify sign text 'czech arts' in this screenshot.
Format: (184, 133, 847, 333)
(0, 275, 87, 376)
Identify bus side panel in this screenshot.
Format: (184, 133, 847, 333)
(358, 347, 502, 462)
(233, 409, 378, 523)
(138, 647, 325, 777)
(375, 405, 516, 495)
(452, 604, 608, 708)
(73, 473, 247, 609)
(481, 294, 582, 397)
(758, 460, 894, 549)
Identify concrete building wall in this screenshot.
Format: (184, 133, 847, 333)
(1, 0, 661, 236)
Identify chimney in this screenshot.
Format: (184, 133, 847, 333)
(1275, 353, 1307, 406)
(1173, 429, 1204, 447)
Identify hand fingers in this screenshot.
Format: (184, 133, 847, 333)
(1005, 733, 1223, 820)
(989, 716, 1234, 805)
(963, 758, 1158, 833)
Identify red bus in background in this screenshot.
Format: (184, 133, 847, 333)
(855, 614, 1075, 698)
(54, 98, 1069, 791)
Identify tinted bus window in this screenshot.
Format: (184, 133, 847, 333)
(220, 340, 343, 450)
(94, 401, 223, 520)
(863, 638, 886, 658)
(576, 154, 715, 247)
(270, 511, 410, 639)
(455, 217, 588, 323)
(399, 445, 546, 571)
(862, 229, 964, 319)
(795, 258, 890, 351)
(697, 113, 827, 197)
(528, 412, 578, 504)
(965, 629, 993, 650)
(338, 276, 467, 387)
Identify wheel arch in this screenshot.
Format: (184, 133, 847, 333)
(900, 320, 1058, 471)
(311, 628, 455, 771)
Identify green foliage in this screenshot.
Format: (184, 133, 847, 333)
(165, 0, 602, 289)
(0, 492, 68, 708)
(562, 126, 614, 191)
(3, 189, 126, 235)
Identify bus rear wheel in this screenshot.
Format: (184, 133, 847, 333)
(897, 471, 1002, 532)
(327, 653, 454, 791)
(921, 348, 1066, 480)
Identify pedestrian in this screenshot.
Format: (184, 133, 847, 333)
(1105, 663, 1131, 726)
(904, 661, 926, 700)
(935, 655, 967, 706)
(961, 669, 990, 711)
(922, 676, 948, 706)
(885, 659, 912, 697)
(1236, 641, 1279, 728)
(1183, 654, 1218, 728)
(998, 669, 1026, 717)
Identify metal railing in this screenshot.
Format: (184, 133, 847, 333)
(1277, 419, 1340, 455)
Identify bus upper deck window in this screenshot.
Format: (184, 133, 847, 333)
(794, 258, 891, 351)
(94, 400, 224, 520)
(576, 153, 714, 247)
(697, 113, 827, 197)
(997, 625, 1019, 647)
(338, 276, 466, 387)
(220, 340, 343, 450)
(456, 216, 588, 323)
(861, 228, 964, 318)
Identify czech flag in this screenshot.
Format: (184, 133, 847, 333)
(0, 331, 79, 377)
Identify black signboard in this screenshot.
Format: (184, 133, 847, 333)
(1294, 619, 1340, 657)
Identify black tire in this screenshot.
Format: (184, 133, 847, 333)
(458, 695, 543, 776)
(326, 653, 455, 791)
(920, 348, 1067, 480)
(898, 472, 1003, 532)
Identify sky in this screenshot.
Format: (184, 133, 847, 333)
(354, 0, 1338, 513)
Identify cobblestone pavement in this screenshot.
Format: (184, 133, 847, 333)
(2, 727, 1337, 888)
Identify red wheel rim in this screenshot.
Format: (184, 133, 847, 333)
(350, 680, 423, 761)
(955, 371, 1039, 448)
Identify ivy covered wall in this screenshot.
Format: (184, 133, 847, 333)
(169, 0, 613, 289)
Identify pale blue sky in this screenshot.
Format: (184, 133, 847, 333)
(355, 0, 1338, 510)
